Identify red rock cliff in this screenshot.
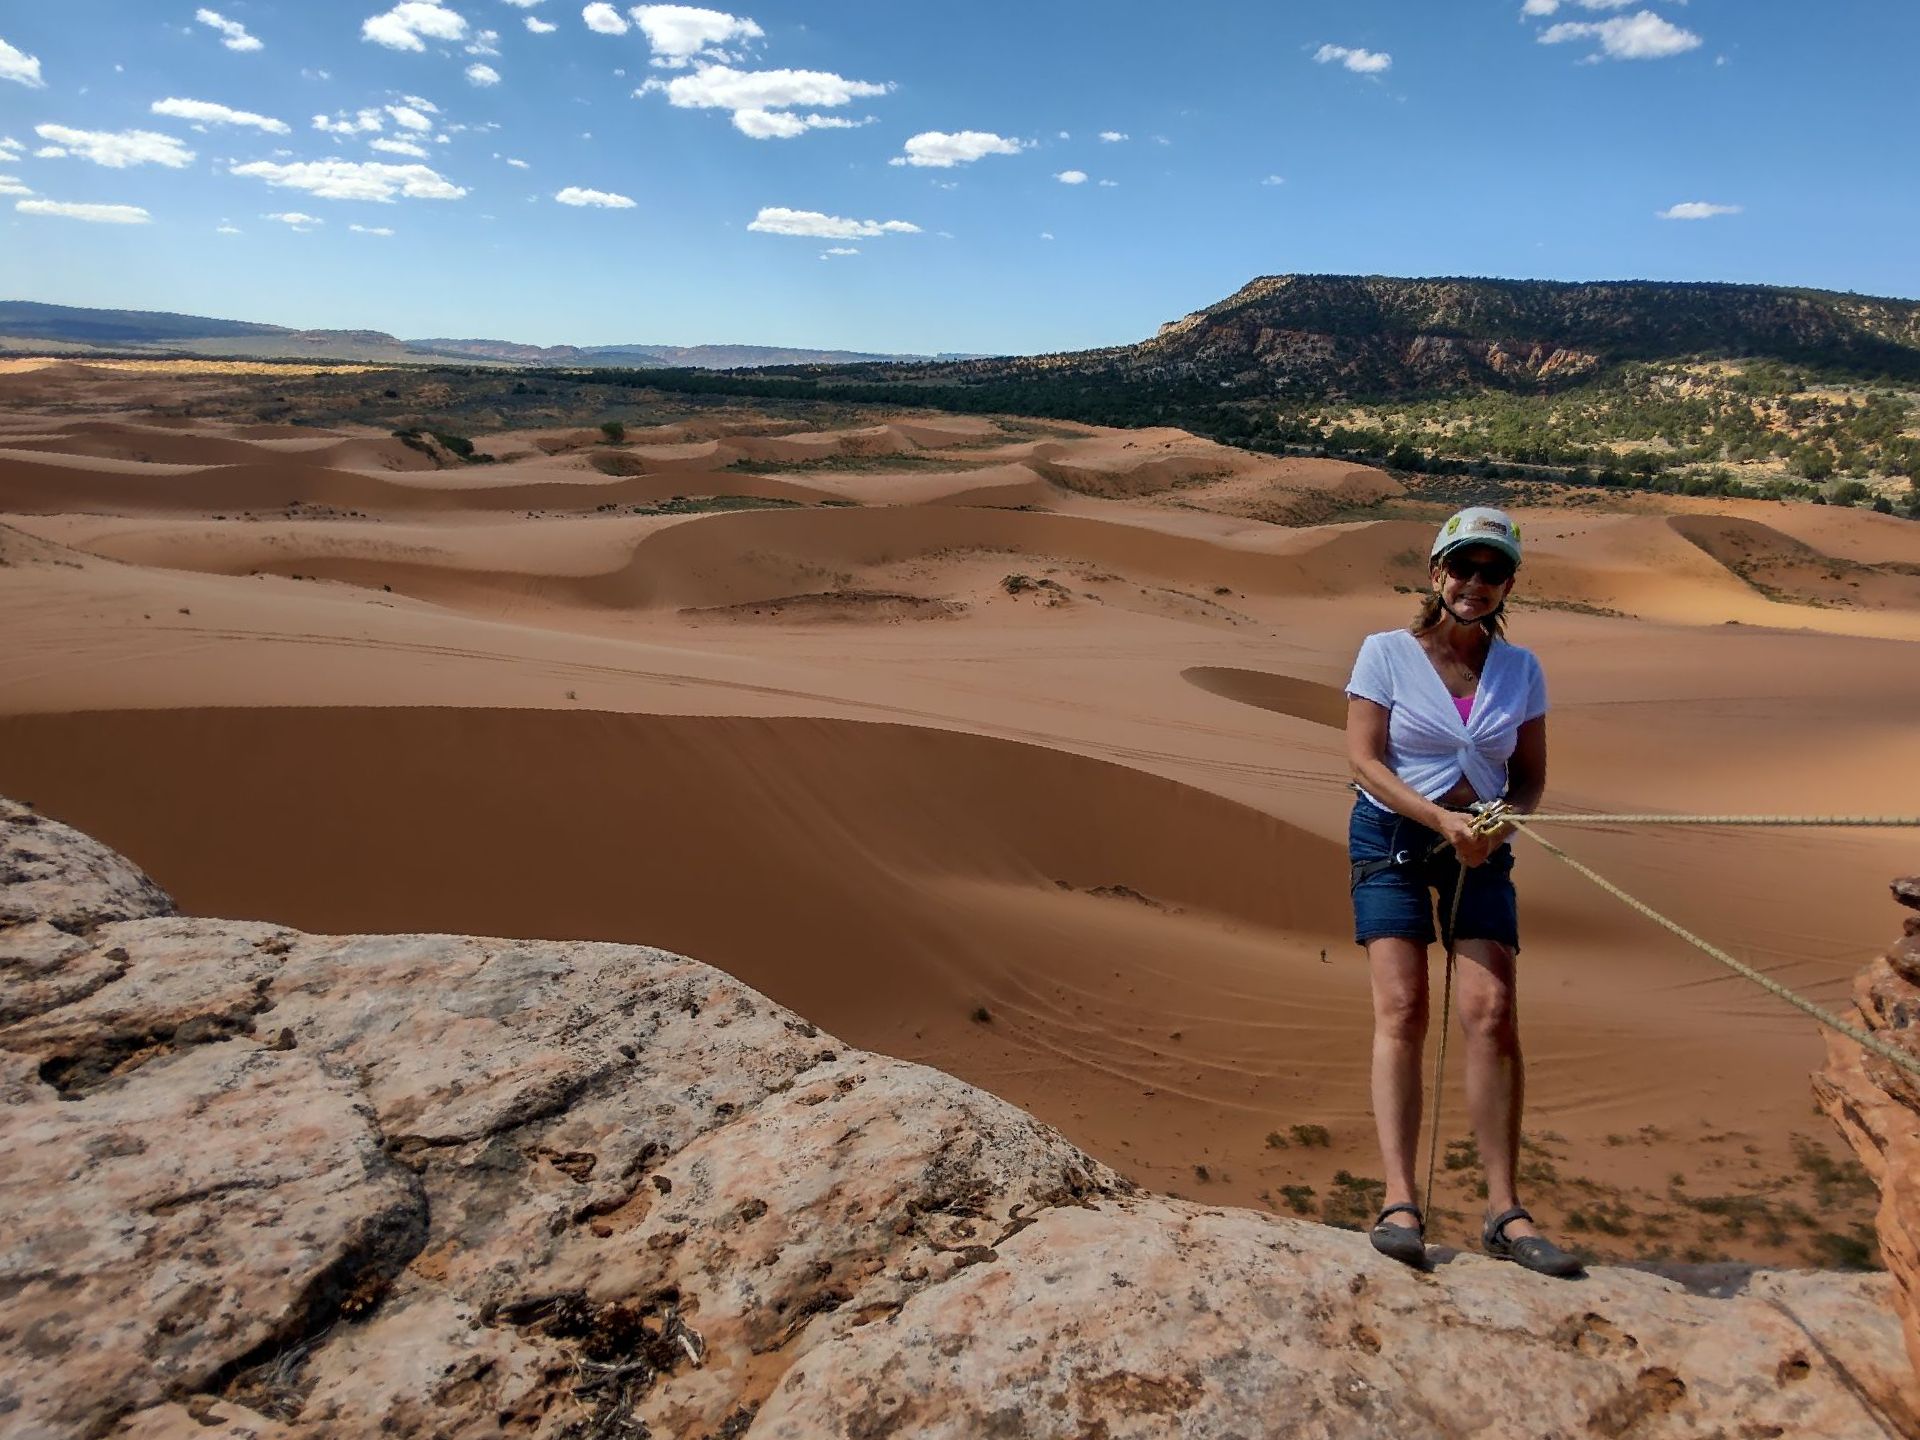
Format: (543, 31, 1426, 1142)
(1815, 877, 1920, 1378)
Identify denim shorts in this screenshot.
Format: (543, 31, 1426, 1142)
(1348, 799, 1520, 951)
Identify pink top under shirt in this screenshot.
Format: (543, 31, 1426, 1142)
(1453, 694, 1475, 723)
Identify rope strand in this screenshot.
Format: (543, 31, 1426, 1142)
(1409, 804, 1918, 1233)
(1499, 815, 1920, 1082)
(1524, 813, 1920, 828)
(1421, 871, 1465, 1222)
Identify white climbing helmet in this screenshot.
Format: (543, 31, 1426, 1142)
(1431, 506, 1523, 568)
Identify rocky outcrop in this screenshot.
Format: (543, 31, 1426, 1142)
(1816, 876, 1920, 1380)
(4, 798, 1916, 1439)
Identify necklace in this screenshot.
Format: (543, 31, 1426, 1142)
(1423, 635, 1484, 688)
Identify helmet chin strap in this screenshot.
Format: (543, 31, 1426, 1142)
(1435, 589, 1504, 630)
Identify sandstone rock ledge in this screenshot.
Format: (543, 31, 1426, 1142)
(3, 798, 1913, 1440)
(1816, 876, 1920, 1388)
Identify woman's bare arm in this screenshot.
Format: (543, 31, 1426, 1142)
(1505, 716, 1547, 814)
(1346, 697, 1449, 829)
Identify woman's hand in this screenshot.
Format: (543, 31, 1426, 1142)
(1433, 809, 1498, 868)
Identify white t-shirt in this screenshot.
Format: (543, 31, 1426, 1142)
(1345, 628, 1548, 813)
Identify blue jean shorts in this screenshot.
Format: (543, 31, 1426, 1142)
(1348, 799, 1519, 951)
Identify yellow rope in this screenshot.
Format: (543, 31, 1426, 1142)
(1525, 813, 1920, 828)
(1487, 812, 1920, 1082)
(1421, 869, 1466, 1223)
(1408, 803, 1919, 1226)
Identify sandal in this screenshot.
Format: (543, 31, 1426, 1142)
(1369, 1202, 1427, 1267)
(1482, 1205, 1583, 1277)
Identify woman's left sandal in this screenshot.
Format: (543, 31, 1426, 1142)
(1482, 1205, 1583, 1277)
(1369, 1202, 1428, 1268)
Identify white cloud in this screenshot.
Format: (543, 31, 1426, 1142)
(888, 130, 1026, 168)
(526, 16, 557, 30)
(0, 39, 48, 89)
(555, 184, 636, 206)
(466, 27, 501, 54)
(267, 210, 324, 229)
(729, 109, 866, 139)
(351, 223, 396, 234)
(1261, 173, 1286, 186)
(501, 0, 544, 6)
(1097, 178, 1118, 187)
(1539, 11, 1701, 59)
(18, 199, 150, 223)
(33, 125, 195, 169)
(1054, 169, 1086, 184)
(1098, 130, 1127, 143)
(363, 2, 470, 51)
(316, 108, 386, 134)
(1039, 231, 1054, 241)
(1521, 0, 1638, 14)
(387, 104, 435, 131)
(638, 64, 890, 139)
(467, 62, 501, 84)
(639, 64, 891, 141)
(1658, 201, 1740, 220)
(1314, 43, 1392, 74)
(195, 8, 263, 52)
(747, 206, 919, 238)
(506, 156, 530, 167)
(820, 245, 858, 257)
(370, 136, 430, 156)
(0, 136, 21, 154)
(35, 147, 67, 159)
(151, 98, 290, 134)
(583, 3, 629, 33)
(216, 223, 241, 233)
(0, 175, 32, 195)
(631, 6, 764, 68)
(231, 158, 467, 201)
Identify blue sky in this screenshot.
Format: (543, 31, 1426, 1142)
(1, 1, 1915, 355)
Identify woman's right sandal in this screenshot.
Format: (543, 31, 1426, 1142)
(1369, 1201, 1427, 1267)
(1482, 1205, 1583, 1277)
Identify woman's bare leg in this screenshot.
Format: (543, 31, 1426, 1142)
(1453, 938, 1540, 1241)
(1368, 937, 1430, 1226)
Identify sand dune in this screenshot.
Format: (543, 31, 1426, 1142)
(3, 380, 1919, 1259)
(1670, 513, 1920, 611)
(1182, 667, 1351, 729)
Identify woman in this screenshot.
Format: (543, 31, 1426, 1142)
(1342, 506, 1579, 1277)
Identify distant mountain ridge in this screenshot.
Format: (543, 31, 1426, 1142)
(9, 277, 1920, 392)
(406, 337, 963, 368)
(0, 301, 967, 369)
(884, 275, 1920, 396)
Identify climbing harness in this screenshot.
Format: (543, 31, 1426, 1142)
(1416, 801, 1920, 1221)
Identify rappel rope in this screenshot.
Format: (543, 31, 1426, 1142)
(1416, 804, 1920, 1222)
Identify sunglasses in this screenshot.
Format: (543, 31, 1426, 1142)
(1441, 552, 1515, 586)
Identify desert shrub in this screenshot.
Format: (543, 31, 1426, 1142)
(1320, 1170, 1386, 1230)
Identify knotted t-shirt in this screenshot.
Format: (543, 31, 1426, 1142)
(1345, 628, 1548, 812)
